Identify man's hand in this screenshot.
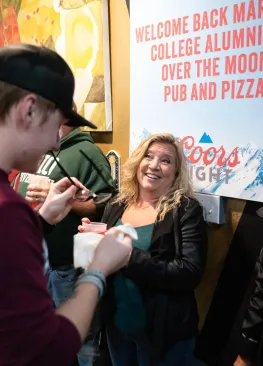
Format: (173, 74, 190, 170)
(26, 183, 50, 210)
(89, 227, 132, 276)
(39, 177, 84, 225)
(234, 355, 252, 366)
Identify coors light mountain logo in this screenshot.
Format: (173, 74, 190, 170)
(182, 133, 240, 185)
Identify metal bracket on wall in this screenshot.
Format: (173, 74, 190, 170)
(195, 192, 226, 224)
(106, 150, 120, 192)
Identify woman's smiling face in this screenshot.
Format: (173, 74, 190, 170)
(137, 142, 177, 197)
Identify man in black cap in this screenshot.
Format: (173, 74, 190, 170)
(0, 43, 131, 365)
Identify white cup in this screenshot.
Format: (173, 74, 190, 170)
(73, 232, 104, 270)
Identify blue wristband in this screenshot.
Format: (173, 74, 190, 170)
(84, 270, 106, 286)
(77, 275, 104, 298)
(76, 270, 106, 299)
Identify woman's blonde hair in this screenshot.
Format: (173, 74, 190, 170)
(115, 133, 195, 220)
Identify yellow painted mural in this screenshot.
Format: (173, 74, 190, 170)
(0, 0, 112, 131)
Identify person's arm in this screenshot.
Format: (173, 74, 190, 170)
(0, 202, 81, 365)
(71, 199, 97, 218)
(125, 199, 208, 291)
(237, 247, 263, 364)
(56, 283, 99, 339)
(0, 200, 131, 365)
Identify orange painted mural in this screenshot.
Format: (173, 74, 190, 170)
(0, 0, 112, 131)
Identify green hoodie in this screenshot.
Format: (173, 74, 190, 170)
(17, 128, 114, 266)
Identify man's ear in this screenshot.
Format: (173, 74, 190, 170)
(16, 94, 38, 130)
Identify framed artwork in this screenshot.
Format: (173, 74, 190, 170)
(0, 0, 112, 131)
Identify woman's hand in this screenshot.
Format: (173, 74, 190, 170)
(39, 177, 85, 225)
(78, 217, 91, 232)
(234, 355, 252, 366)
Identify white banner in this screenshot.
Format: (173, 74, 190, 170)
(130, 0, 263, 201)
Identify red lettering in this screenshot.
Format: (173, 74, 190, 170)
(151, 37, 200, 61)
(193, 7, 228, 31)
(222, 81, 230, 99)
(228, 148, 240, 168)
(205, 35, 213, 53)
(135, 18, 191, 43)
(216, 146, 228, 167)
(225, 52, 263, 75)
(201, 12, 210, 30)
(179, 84, 187, 101)
(189, 147, 203, 164)
(193, 13, 201, 32)
(181, 136, 194, 150)
(164, 86, 170, 102)
(220, 6, 228, 25)
(249, 52, 258, 72)
(233, 2, 246, 23)
(163, 84, 187, 102)
(247, 0, 257, 21)
(236, 79, 245, 99)
(233, 0, 263, 23)
(225, 56, 237, 74)
(190, 82, 217, 101)
(221, 78, 263, 99)
(145, 25, 151, 41)
(151, 45, 157, 61)
(157, 22, 164, 39)
(218, 147, 240, 168)
(203, 147, 217, 165)
(255, 78, 263, 97)
(191, 84, 198, 100)
(195, 58, 220, 77)
(172, 16, 189, 35)
(136, 27, 144, 43)
(246, 79, 254, 98)
(162, 62, 191, 81)
(181, 136, 240, 168)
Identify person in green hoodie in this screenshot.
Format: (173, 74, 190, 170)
(15, 124, 114, 366)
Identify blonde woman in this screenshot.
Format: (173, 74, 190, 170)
(81, 133, 208, 366)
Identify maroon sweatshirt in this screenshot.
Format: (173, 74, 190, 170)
(0, 170, 81, 365)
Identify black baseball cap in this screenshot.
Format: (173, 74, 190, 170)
(0, 43, 97, 129)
